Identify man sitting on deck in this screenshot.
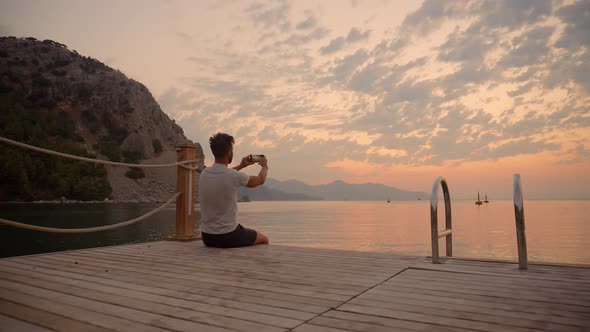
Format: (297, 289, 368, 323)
(198, 132, 270, 248)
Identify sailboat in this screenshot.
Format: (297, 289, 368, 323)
(484, 194, 489, 203)
(475, 192, 483, 205)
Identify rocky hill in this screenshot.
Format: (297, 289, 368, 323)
(0, 36, 203, 202)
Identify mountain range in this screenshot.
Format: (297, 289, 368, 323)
(238, 178, 428, 201)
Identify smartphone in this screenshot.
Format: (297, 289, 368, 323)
(248, 154, 265, 162)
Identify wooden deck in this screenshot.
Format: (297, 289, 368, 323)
(0, 241, 589, 332)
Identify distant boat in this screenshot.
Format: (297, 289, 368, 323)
(475, 192, 483, 205)
(484, 194, 489, 203)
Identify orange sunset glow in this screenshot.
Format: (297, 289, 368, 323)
(2, 0, 588, 199)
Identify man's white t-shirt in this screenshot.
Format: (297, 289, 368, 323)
(199, 163, 249, 234)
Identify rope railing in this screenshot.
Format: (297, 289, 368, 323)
(0, 136, 201, 171)
(0, 192, 180, 233)
(1, 136, 200, 239)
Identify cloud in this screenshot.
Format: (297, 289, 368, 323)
(325, 1, 588, 167)
(346, 28, 371, 43)
(327, 48, 369, 84)
(401, 0, 475, 36)
(320, 36, 346, 54)
(183, 77, 269, 105)
(474, 0, 552, 30)
(320, 28, 371, 54)
(349, 61, 389, 93)
(278, 27, 330, 48)
(559, 143, 590, 164)
(555, 0, 590, 50)
(507, 82, 535, 97)
(437, 28, 495, 63)
(247, 0, 291, 31)
(162, 0, 589, 186)
(295, 15, 317, 30)
(486, 139, 560, 159)
(498, 26, 554, 68)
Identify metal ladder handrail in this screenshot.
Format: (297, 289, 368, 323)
(430, 176, 452, 264)
(428, 174, 528, 269)
(513, 173, 528, 269)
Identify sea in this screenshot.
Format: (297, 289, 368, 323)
(1, 200, 588, 264)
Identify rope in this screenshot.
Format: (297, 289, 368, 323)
(0, 193, 181, 233)
(0, 136, 200, 169)
(180, 164, 202, 173)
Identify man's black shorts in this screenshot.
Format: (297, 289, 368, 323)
(201, 224, 257, 248)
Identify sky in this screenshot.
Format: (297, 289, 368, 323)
(1, 0, 589, 199)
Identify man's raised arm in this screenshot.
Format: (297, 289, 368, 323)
(247, 157, 268, 188)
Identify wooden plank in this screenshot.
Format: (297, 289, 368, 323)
(152, 241, 419, 261)
(90, 246, 392, 286)
(376, 278, 590, 307)
(412, 261, 590, 283)
(3, 258, 342, 309)
(132, 243, 411, 271)
(321, 310, 475, 332)
(337, 303, 534, 332)
(0, 288, 165, 332)
(0, 260, 329, 315)
(0, 299, 111, 332)
(441, 260, 590, 281)
(130, 252, 403, 282)
(358, 290, 590, 322)
(367, 286, 590, 315)
(0, 279, 284, 331)
(48, 249, 367, 295)
(293, 323, 351, 332)
(58, 249, 382, 291)
(431, 255, 590, 269)
(347, 297, 584, 331)
(0, 313, 53, 332)
(305, 316, 407, 332)
(390, 277, 590, 300)
(382, 276, 590, 303)
(401, 268, 590, 293)
(3, 241, 589, 332)
(55, 250, 374, 293)
(127, 240, 407, 266)
(235, 244, 423, 261)
(446, 258, 590, 274)
(0, 266, 313, 322)
(0, 270, 290, 331)
(27, 254, 356, 301)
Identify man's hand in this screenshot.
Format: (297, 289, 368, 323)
(235, 155, 255, 170)
(259, 156, 268, 168)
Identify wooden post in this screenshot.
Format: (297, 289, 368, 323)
(168, 144, 199, 241)
(513, 174, 528, 269)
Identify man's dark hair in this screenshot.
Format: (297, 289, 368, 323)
(209, 133, 234, 159)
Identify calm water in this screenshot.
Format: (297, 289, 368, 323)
(1, 200, 588, 264)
